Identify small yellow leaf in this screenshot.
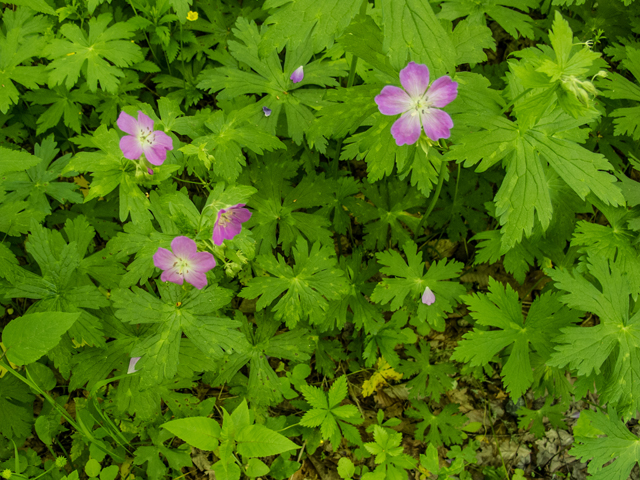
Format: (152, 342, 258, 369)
(0, 343, 18, 378)
(361, 357, 403, 397)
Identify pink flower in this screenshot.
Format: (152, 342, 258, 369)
(212, 204, 252, 246)
(422, 287, 436, 305)
(153, 236, 216, 290)
(375, 62, 458, 146)
(117, 111, 174, 166)
(290, 66, 304, 84)
(127, 357, 141, 374)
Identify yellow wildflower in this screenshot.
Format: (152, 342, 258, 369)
(186, 11, 198, 21)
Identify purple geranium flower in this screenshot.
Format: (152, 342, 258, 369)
(422, 286, 436, 305)
(375, 61, 458, 146)
(153, 236, 216, 290)
(263, 106, 272, 117)
(212, 204, 252, 246)
(117, 111, 174, 166)
(290, 66, 304, 84)
(127, 357, 141, 374)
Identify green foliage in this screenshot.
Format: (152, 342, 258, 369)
(397, 340, 455, 401)
(45, 14, 144, 93)
(299, 375, 363, 449)
(517, 397, 567, 438)
(571, 409, 640, 480)
(452, 278, 579, 400)
(363, 424, 417, 480)
(240, 238, 347, 328)
(406, 402, 467, 446)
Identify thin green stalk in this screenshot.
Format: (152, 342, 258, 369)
(413, 160, 447, 241)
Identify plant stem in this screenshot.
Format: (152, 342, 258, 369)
(414, 160, 447, 241)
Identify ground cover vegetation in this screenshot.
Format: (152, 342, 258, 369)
(1, 0, 640, 478)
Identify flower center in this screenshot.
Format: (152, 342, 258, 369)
(219, 211, 233, 226)
(173, 258, 192, 275)
(138, 126, 155, 146)
(413, 94, 432, 115)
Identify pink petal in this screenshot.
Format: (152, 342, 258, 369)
(375, 86, 413, 116)
(399, 62, 430, 99)
(117, 111, 139, 135)
(421, 108, 454, 141)
(137, 111, 154, 132)
(171, 236, 197, 259)
(127, 357, 141, 374)
(427, 76, 458, 108)
(224, 222, 242, 240)
(152, 131, 173, 150)
(143, 144, 168, 166)
(290, 66, 304, 84)
(212, 226, 225, 246)
(190, 251, 216, 272)
(120, 135, 143, 160)
(147, 168, 154, 175)
(161, 266, 184, 285)
(390, 111, 422, 146)
(153, 247, 177, 270)
(422, 287, 436, 305)
(183, 270, 208, 289)
(232, 206, 252, 223)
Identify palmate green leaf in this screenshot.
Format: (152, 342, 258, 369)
(379, 0, 456, 77)
(363, 311, 417, 367)
(2, 136, 83, 216)
(571, 409, 640, 480)
(197, 17, 347, 144)
(600, 46, 640, 139)
(449, 110, 623, 249)
(323, 249, 383, 333)
(397, 340, 456, 401)
(336, 14, 397, 78)
(371, 241, 465, 332)
(546, 256, 640, 414)
(240, 238, 347, 328)
(260, 0, 362, 54)
(0, 241, 18, 279)
(212, 311, 313, 406)
(517, 397, 567, 438)
(300, 375, 362, 449)
(247, 160, 335, 255)
(112, 282, 243, 388)
(0, 7, 49, 113)
(192, 108, 285, 182)
(452, 278, 579, 399)
(451, 17, 496, 66)
(63, 125, 153, 224)
(44, 13, 144, 93)
(2, 312, 80, 365)
(407, 402, 467, 447)
(23, 85, 98, 135)
(6, 219, 112, 348)
(439, 0, 539, 40)
(0, 146, 42, 175)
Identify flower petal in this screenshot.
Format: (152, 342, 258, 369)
(153, 247, 177, 270)
(171, 236, 197, 259)
(427, 76, 458, 108)
(137, 111, 154, 133)
(189, 251, 216, 272)
(263, 106, 272, 117)
(152, 131, 173, 150)
(421, 108, 454, 141)
(390, 111, 422, 146)
(231, 205, 252, 223)
(143, 144, 168, 166)
(212, 226, 225, 246)
(422, 287, 436, 305)
(161, 266, 184, 285)
(290, 66, 304, 84)
(117, 111, 139, 135)
(127, 357, 141, 374)
(183, 270, 208, 290)
(375, 86, 413, 116)
(224, 221, 242, 240)
(120, 135, 143, 160)
(399, 61, 430, 99)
